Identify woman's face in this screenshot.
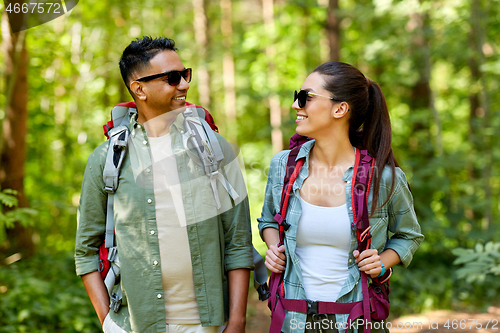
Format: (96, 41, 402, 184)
(292, 72, 338, 138)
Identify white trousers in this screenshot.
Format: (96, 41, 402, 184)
(102, 313, 224, 333)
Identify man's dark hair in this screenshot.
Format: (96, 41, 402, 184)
(119, 36, 177, 88)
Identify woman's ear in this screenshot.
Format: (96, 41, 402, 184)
(130, 81, 147, 101)
(332, 101, 350, 119)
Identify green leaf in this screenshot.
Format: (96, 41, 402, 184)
(0, 192, 18, 208)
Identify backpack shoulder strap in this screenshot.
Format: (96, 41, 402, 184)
(351, 148, 375, 251)
(273, 146, 303, 244)
(267, 146, 304, 324)
(102, 106, 136, 247)
(351, 148, 377, 333)
(181, 107, 239, 209)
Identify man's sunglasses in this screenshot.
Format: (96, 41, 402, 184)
(294, 89, 339, 108)
(136, 68, 192, 86)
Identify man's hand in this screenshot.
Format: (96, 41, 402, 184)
(222, 317, 246, 333)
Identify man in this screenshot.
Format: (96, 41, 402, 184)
(75, 36, 254, 333)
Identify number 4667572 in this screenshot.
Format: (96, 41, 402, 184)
(6, 2, 63, 14)
(443, 319, 498, 330)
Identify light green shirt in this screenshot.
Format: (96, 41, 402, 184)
(75, 110, 254, 333)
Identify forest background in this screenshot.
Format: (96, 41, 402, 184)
(1, 0, 500, 332)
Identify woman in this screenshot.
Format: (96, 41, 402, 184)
(258, 62, 424, 333)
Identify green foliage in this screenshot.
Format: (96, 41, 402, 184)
(0, 252, 100, 333)
(0, 189, 37, 244)
(389, 250, 500, 318)
(1, 0, 499, 327)
(452, 242, 500, 284)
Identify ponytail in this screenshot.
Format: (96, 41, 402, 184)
(313, 62, 399, 215)
(363, 79, 397, 215)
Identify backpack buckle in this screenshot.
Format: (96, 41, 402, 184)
(307, 300, 319, 315)
(281, 220, 291, 231)
(110, 293, 122, 312)
(108, 246, 118, 262)
(256, 283, 270, 301)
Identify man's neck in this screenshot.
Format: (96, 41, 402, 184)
(136, 104, 185, 137)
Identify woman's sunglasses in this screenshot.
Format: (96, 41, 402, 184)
(294, 89, 339, 108)
(136, 68, 192, 86)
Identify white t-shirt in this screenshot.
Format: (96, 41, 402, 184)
(295, 196, 351, 302)
(149, 133, 200, 324)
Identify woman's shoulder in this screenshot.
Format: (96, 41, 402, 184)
(379, 165, 409, 189)
(270, 149, 291, 166)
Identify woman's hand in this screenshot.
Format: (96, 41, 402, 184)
(353, 249, 382, 278)
(265, 244, 286, 273)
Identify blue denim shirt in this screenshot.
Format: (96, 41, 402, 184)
(258, 140, 423, 333)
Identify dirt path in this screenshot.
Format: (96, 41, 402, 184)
(246, 294, 500, 333)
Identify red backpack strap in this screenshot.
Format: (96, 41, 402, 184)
(268, 147, 305, 332)
(274, 146, 303, 245)
(103, 101, 219, 138)
(185, 102, 219, 133)
(350, 148, 376, 333)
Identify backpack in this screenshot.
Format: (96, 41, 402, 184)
(267, 134, 391, 333)
(98, 101, 270, 313)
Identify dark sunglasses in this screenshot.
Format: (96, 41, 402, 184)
(136, 68, 192, 86)
(294, 89, 339, 108)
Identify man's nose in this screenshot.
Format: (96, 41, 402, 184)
(178, 77, 190, 90)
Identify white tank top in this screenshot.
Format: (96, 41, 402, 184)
(295, 196, 351, 302)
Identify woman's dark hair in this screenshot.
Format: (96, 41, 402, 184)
(119, 36, 177, 89)
(313, 61, 398, 215)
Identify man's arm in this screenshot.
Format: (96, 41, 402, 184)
(223, 268, 250, 333)
(81, 271, 110, 325)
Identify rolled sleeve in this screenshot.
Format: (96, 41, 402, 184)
(385, 169, 424, 268)
(222, 198, 254, 271)
(75, 146, 108, 276)
(219, 139, 254, 271)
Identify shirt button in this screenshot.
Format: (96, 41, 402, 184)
(349, 259, 353, 264)
(157, 294, 162, 299)
(148, 199, 152, 204)
(347, 181, 351, 184)
(143, 140, 147, 145)
(153, 261, 158, 266)
(150, 230, 155, 235)
(349, 206, 352, 211)
(146, 168, 151, 173)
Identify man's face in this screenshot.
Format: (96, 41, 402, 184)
(132, 50, 190, 114)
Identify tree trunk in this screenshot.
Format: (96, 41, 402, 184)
(193, 0, 211, 110)
(326, 0, 340, 62)
(263, 0, 282, 153)
(0, 11, 34, 259)
(469, 0, 493, 231)
(406, 3, 439, 225)
(408, 7, 439, 156)
(220, 0, 237, 143)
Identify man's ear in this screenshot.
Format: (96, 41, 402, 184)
(130, 81, 147, 101)
(332, 101, 350, 119)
